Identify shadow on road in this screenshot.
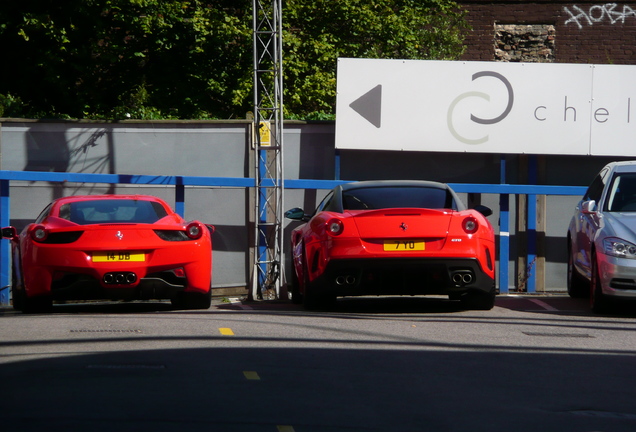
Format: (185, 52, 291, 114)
(2, 339, 636, 431)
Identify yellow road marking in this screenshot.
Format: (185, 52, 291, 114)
(243, 371, 260, 380)
(277, 426, 295, 432)
(219, 328, 234, 336)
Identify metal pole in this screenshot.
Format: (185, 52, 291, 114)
(526, 155, 538, 293)
(499, 155, 509, 294)
(1, 179, 11, 305)
(252, 0, 284, 300)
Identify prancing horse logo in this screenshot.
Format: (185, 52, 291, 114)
(116, 231, 124, 240)
(399, 223, 408, 231)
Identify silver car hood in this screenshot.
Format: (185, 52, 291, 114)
(603, 212, 636, 241)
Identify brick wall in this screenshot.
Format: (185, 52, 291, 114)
(459, 0, 636, 64)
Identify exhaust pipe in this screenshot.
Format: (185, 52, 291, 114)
(451, 271, 474, 287)
(103, 272, 137, 285)
(336, 274, 357, 286)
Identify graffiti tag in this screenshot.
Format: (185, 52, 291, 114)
(564, 3, 636, 28)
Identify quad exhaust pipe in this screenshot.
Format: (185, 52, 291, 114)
(334, 271, 472, 287)
(103, 272, 137, 285)
(451, 271, 473, 286)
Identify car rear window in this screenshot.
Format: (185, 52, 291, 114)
(343, 186, 456, 210)
(60, 200, 169, 224)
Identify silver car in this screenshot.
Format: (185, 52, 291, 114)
(567, 161, 636, 312)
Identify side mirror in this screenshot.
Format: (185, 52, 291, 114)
(1, 226, 18, 240)
(285, 208, 307, 221)
(581, 200, 597, 214)
(473, 205, 493, 217)
(206, 224, 216, 235)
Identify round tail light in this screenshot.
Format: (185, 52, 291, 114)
(462, 217, 479, 234)
(31, 225, 49, 242)
(326, 218, 344, 236)
(185, 222, 203, 240)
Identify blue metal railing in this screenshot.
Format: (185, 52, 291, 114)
(0, 170, 586, 305)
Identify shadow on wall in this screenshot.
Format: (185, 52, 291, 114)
(340, 150, 502, 184)
(296, 124, 336, 219)
(281, 129, 336, 284)
(24, 126, 116, 199)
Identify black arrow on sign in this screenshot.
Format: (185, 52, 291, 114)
(349, 84, 382, 128)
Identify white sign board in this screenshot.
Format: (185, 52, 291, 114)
(335, 58, 636, 155)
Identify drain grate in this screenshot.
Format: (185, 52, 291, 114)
(86, 364, 165, 370)
(70, 329, 142, 333)
(523, 331, 594, 338)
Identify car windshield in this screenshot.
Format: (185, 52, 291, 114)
(342, 186, 456, 210)
(59, 199, 169, 224)
(605, 173, 636, 212)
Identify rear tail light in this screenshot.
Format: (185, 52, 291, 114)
(326, 218, 344, 236)
(31, 225, 49, 242)
(462, 217, 478, 234)
(186, 222, 203, 240)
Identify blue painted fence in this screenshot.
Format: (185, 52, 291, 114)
(0, 170, 586, 305)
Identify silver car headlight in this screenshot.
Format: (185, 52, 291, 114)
(603, 237, 636, 259)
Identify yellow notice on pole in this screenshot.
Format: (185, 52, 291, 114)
(258, 121, 271, 147)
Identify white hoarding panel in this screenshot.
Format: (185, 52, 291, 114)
(590, 65, 636, 156)
(335, 58, 636, 156)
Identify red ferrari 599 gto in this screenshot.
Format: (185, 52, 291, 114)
(2, 194, 214, 312)
(285, 180, 497, 310)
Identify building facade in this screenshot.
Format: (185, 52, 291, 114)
(460, 0, 636, 64)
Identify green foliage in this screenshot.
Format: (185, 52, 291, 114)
(283, 0, 468, 117)
(0, 0, 253, 119)
(0, 0, 467, 120)
(0, 93, 25, 118)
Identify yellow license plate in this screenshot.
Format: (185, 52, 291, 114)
(383, 240, 425, 251)
(92, 252, 145, 262)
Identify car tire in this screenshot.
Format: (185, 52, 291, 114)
(460, 289, 496, 310)
(301, 252, 334, 310)
(11, 266, 23, 311)
(172, 289, 212, 310)
(16, 260, 52, 314)
(301, 269, 320, 310)
(302, 277, 335, 311)
(567, 244, 589, 298)
(21, 294, 53, 314)
(591, 254, 610, 314)
(290, 265, 303, 304)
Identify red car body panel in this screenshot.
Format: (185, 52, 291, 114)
(286, 181, 496, 309)
(4, 194, 214, 311)
(294, 209, 495, 285)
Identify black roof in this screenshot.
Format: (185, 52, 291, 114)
(339, 180, 449, 191)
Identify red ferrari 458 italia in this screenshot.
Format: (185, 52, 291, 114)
(2, 194, 214, 312)
(285, 180, 497, 310)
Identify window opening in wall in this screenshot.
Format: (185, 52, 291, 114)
(495, 24, 555, 62)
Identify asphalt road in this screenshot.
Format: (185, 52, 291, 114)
(1, 294, 636, 432)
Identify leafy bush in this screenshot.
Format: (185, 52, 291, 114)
(0, 0, 467, 120)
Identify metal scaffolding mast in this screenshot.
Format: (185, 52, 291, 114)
(251, 0, 284, 300)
